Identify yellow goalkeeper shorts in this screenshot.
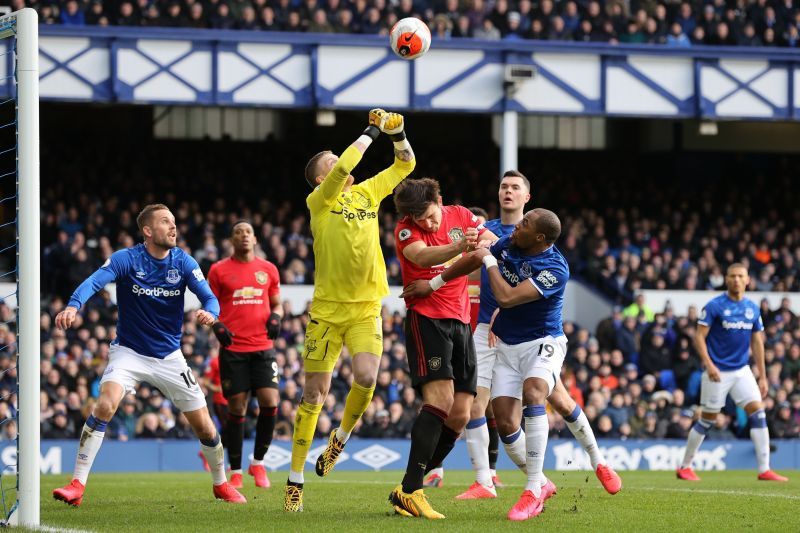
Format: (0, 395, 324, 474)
(302, 299, 383, 373)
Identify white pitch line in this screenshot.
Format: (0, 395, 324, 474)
(634, 486, 800, 501)
(320, 479, 800, 500)
(36, 525, 95, 533)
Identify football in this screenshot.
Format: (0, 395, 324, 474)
(389, 17, 431, 60)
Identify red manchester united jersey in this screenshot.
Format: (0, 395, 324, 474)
(205, 355, 227, 406)
(468, 278, 480, 332)
(395, 205, 484, 324)
(208, 256, 280, 352)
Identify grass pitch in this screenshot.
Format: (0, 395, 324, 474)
(40, 470, 796, 532)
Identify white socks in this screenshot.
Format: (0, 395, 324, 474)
(749, 409, 770, 473)
(500, 427, 527, 472)
(288, 470, 304, 484)
(565, 406, 606, 468)
(200, 435, 227, 485)
(73, 415, 107, 485)
(465, 417, 493, 487)
(523, 405, 548, 497)
(681, 417, 713, 469)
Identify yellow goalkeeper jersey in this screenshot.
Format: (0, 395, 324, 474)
(307, 145, 415, 304)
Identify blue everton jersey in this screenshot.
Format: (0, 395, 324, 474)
(489, 236, 569, 345)
(67, 244, 220, 359)
(698, 293, 763, 371)
(477, 219, 517, 325)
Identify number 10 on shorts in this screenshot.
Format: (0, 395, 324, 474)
(180, 369, 197, 388)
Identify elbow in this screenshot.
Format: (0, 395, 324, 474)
(496, 294, 514, 308)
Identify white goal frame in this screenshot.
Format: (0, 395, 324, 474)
(0, 7, 39, 528)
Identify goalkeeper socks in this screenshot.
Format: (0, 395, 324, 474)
(402, 404, 446, 494)
(749, 409, 770, 473)
(427, 424, 460, 476)
(487, 417, 499, 471)
(338, 381, 375, 442)
(465, 417, 492, 487)
(225, 413, 246, 471)
(254, 407, 278, 461)
(523, 405, 548, 497)
(290, 400, 323, 474)
(565, 405, 606, 468)
(200, 434, 226, 485)
(681, 417, 713, 469)
(73, 414, 108, 484)
(500, 427, 527, 472)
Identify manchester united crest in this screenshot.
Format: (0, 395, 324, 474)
(255, 271, 268, 285)
(429, 357, 442, 371)
(448, 227, 464, 243)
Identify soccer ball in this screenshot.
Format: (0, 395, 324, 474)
(389, 17, 431, 60)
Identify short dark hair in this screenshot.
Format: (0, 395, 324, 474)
(727, 263, 748, 275)
(304, 150, 331, 189)
(532, 208, 561, 243)
(136, 203, 170, 233)
(393, 178, 440, 218)
(231, 219, 254, 236)
(468, 206, 488, 219)
(502, 169, 531, 191)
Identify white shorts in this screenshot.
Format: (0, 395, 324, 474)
(491, 335, 568, 400)
(101, 344, 207, 413)
(473, 323, 496, 390)
(700, 365, 761, 412)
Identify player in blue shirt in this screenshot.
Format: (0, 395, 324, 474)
(52, 204, 247, 507)
(475, 208, 568, 520)
(678, 263, 788, 482)
(410, 173, 620, 498)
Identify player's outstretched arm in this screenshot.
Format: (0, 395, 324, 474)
(183, 255, 219, 325)
(362, 109, 416, 201)
(476, 248, 542, 308)
(57, 252, 125, 329)
(316, 117, 383, 204)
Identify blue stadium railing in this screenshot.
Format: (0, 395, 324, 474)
(8, 26, 799, 120)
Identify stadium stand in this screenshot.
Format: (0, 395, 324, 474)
(27, 134, 800, 444)
(21, 0, 800, 47)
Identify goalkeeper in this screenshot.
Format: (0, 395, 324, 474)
(284, 109, 415, 513)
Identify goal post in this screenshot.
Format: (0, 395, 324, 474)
(0, 6, 40, 528)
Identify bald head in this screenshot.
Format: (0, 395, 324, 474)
(532, 208, 561, 243)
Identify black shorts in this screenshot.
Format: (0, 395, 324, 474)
(404, 309, 477, 395)
(219, 348, 278, 396)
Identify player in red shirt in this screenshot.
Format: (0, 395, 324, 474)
(388, 178, 497, 519)
(208, 221, 283, 489)
(423, 206, 505, 490)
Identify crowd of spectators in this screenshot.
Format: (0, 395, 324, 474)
(33, 291, 800, 443)
(14, 0, 800, 47)
(12, 124, 795, 447)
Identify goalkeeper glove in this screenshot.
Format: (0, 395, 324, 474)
(212, 321, 234, 347)
(369, 109, 406, 141)
(266, 312, 282, 340)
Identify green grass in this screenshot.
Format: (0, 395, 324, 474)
(40, 470, 797, 532)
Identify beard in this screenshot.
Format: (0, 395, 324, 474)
(152, 234, 176, 249)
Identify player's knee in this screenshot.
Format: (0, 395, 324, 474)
(351, 368, 377, 389)
(447, 411, 470, 433)
(495, 417, 518, 438)
(94, 397, 118, 420)
(522, 379, 549, 405)
(469, 400, 486, 420)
